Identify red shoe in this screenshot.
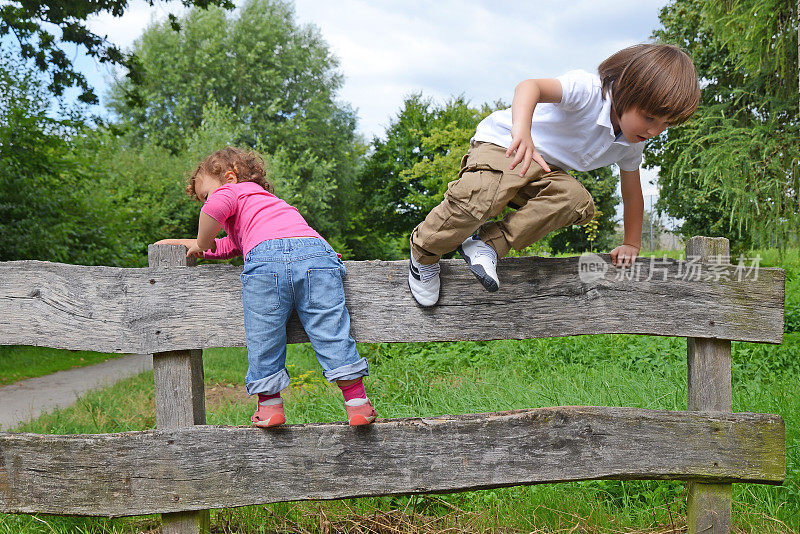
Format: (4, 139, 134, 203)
(345, 399, 377, 426)
(251, 402, 286, 428)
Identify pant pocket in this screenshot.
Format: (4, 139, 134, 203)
(241, 272, 281, 313)
(308, 268, 346, 309)
(446, 168, 501, 220)
(573, 194, 596, 226)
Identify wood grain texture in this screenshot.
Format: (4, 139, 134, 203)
(149, 245, 210, 534)
(153, 350, 207, 428)
(0, 407, 785, 517)
(686, 237, 733, 534)
(688, 338, 732, 413)
(159, 511, 210, 534)
(0, 253, 785, 353)
(148, 244, 197, 268)
(688, 483, 733, 534)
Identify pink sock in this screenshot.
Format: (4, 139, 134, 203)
(338, 378, 366, 402)
(258, 392, 281, 405)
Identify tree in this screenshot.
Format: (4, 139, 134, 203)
(0, 54, 120, 264)
(649, 0, 800, 250)
(78, 102, 245, 266)
(0, 0, 232, 104)
(354, 94, 490, 259)
(108, 0, 354, 155)
(108, 0, 362, 255)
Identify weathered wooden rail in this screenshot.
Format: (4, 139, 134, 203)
(0, 237, 787, 534)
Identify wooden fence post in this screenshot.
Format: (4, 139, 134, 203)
(685, 236, 732, 534)
(148, 244, 210, 534)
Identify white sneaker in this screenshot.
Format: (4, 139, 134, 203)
(408, 254, 440, 307)
(457, 234, 499, 292)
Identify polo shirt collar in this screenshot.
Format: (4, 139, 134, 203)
(598, 86, 633, 146)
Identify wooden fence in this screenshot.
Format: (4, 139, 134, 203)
(0, 236, 787, 534)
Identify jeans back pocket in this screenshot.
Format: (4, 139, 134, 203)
(241, 272, 281, 313)
(307, 268, 345, 309)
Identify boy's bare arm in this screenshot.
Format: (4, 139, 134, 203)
(508, 78, 562, 176)
(610, 168, 643, 267)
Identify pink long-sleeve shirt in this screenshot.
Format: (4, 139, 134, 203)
(200, 182, 322, 260)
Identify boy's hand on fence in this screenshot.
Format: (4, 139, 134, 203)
(610, 244, 640, 268)
(507, 130, 551, 176)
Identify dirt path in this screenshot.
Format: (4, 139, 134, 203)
(0, 353, 153, 430)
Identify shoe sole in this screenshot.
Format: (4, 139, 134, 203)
(457, 246, 499, 292)
(252, 414, 286, 428)
(349, 414, 376, 426)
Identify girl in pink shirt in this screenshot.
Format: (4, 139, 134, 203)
(158, 147, 376, 427)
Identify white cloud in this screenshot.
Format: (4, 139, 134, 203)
(292, 0, 669, 138)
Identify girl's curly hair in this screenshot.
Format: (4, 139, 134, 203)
(186, 146, 274, 200)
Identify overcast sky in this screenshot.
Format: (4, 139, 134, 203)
(77, 0, 671, 203)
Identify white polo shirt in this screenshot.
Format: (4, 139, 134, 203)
(472, 69, 644, 172)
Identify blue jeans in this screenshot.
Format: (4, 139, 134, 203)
(241, 238, 368, 395)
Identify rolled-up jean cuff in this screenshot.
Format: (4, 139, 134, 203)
(322, 357, 370, 382)
(246, 368, 291, 396)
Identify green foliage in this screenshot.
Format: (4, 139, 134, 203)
(650, 0, 800, 250)
(81, 102, 245, 266)
(0, 54, 121, 264)
(109, 0, 348, 154)
(401, 107, 484, 217)
(356, 94, 490, 259)
(0, 0, 232, 104)
(107, 0, 363, 256)
(704, 0, 798, 97)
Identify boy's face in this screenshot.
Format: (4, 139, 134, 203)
(618, 107, 671, 144)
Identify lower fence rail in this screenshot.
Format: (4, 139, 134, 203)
(0, 406, 785, 517)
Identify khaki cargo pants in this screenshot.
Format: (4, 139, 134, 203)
(410, 141, 595, 264)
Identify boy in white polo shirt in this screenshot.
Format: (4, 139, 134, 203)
(408, 43, 700, 307)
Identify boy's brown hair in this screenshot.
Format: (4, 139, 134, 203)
(186, 146, 274, 200)
(598, 43, 700, 124)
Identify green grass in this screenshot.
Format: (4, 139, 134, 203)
(0, 346, 126, 386)
(2, 333, 797, 533)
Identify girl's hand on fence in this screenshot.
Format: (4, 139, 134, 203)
(155, 238, 194, 247)
(185, 243, 206, 259)
(610, 244, 640, 267)
(154, 238, 204, 257)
